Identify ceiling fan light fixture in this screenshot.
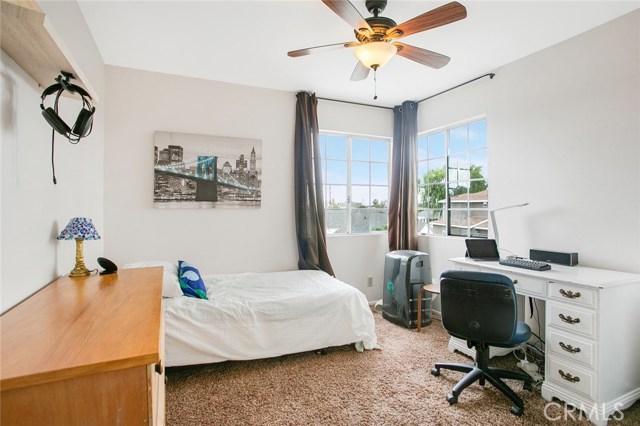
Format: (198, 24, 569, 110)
(354, 41, 397, 69)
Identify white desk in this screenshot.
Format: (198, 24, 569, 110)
(448, 257, 640, 426)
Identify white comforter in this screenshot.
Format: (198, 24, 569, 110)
(164, 269, 377, 367)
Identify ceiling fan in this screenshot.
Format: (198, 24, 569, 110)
(288, 0, 467, 82)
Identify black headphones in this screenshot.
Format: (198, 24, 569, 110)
(40, 72, 95, 141)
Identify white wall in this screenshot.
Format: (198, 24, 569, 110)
(0, 0, 105, 313)
(104, 67, 299, 274)
(419, 10, 640, 282)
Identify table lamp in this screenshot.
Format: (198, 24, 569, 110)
(57, 217, 101, 277)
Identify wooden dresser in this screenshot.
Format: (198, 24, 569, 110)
(0, 267, 165, 426)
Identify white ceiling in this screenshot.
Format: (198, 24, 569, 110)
(77, 1, 639, 107)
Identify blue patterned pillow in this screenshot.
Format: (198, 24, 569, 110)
(177, 260, 208, 299)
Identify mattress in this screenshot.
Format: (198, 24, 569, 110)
(164, 269, 378, 367)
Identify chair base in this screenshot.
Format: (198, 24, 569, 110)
(431, 348, 533, 415)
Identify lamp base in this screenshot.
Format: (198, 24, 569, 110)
(68, 238, 91, 277)
(69, 265, 91, 277)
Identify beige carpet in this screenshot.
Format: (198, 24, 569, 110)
(166, 312, 639, 425)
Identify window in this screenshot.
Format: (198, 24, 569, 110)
(318, 132, 390, 234)
(417, 118, 488, 238)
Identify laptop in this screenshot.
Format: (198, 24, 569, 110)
(465, 238, 500, 261)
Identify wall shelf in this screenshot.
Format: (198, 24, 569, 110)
(1, 0, 96, 100)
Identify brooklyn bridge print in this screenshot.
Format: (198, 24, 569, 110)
(154, 131, 262, 208)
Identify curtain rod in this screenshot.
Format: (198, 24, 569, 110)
(316, 97, 394, 110)
(317, 72, 496, 109)
(417, 73, 495, 103)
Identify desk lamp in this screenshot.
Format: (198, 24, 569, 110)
(57, 217, 101, 277)
(490, 203, 529, 252)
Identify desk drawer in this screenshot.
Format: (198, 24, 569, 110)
(548, 281, 597, 309)
(547, 328, 595, 368)
(548, 302, 596, 339)
(510, 275, 545, 297)
(548, 357, 595, 399)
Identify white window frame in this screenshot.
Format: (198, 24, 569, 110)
(318, 131, 391, 235)
(416, 116, 489, 238)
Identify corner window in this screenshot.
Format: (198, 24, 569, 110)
(417, 118, 489, 238)
(318, 132, 390, 234)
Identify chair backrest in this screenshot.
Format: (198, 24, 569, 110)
(439, 270, 518, 345)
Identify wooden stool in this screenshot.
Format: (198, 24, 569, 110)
(417, 281, 441, 332)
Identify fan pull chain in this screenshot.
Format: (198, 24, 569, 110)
(373, 67, 378, 100)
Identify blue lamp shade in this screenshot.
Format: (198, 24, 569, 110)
(57, 217, 101, 241)
(57, 217, 101, 277)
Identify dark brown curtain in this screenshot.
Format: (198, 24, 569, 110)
(388, 101, 418, 252)
(294, 92, 335, 276)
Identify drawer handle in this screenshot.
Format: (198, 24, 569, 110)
(559, 313, 580, 324)
(559, 369, 580, 383)
(155, 360, 164, 375)
(559, 341, 581, 354)
(559, 289, 581, 299)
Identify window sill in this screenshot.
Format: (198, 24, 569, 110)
(328, 232, 388, 238)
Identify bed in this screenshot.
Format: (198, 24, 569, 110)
(124, 262, 378, 367)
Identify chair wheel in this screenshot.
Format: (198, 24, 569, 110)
(431, 368, 440, 376)
(510, 405, 524, 416)
(523, 381, 533, 391)
(446, 394, 457, 405)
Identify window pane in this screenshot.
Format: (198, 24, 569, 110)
(326, 135, 347, 159)
(326, 160, 347, 184)
(425, 210, 446, 235)
(370, 208, 388, 232)
(427, 184, 446, 209)
(326, 185, 347, 208)
(469, 150, 488, 182)
(417, 186, 428, 208)
(371, 163, 387, 185)
(351, 161, 369, 185)
(428, 133, 445, 158)
(326, 209, 347, 234)
(351, 185, 370, 207)
(318, 134, 326, 157)
(449, 184, 469, 205)
(371, 186, 388, 207)
(469, 120, 487, 151)
(469, 209, 489, 238)
(352, 138, 369, 161)
(417, 136, 428, 161)
(427, 159, 446, 184)
(448, 155, 469, 181)
(417, 209, 428, 233)
(417, 160, 428, 185)
(350, 208, 370, 234)
(449, 126, 468, 154)
(371, 140, 388, 162)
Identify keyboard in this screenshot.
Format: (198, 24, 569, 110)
(499, 257, 551, 271)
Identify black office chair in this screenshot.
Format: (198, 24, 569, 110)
(431, 270, 533, 416)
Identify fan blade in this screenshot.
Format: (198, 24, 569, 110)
(387, 1, 467, 40)
(322, 0, 373, 35)
(288, 41, 359, 57)
(394, 43, 450, 69)
(350, 61, 371, 81)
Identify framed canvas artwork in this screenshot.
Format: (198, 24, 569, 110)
(154, 131, 262, 208)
